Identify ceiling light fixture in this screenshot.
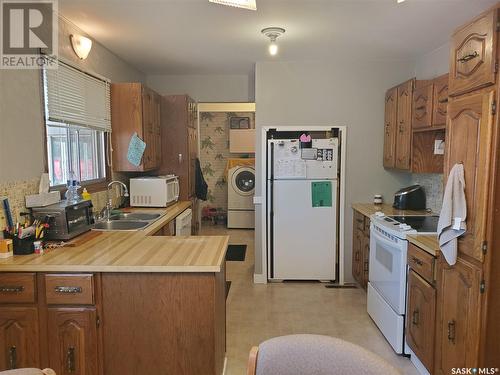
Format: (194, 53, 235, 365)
(397, 0, 406, 3)
(208, 0, 256, 11)
(261, 27, 285, 56)
(70, 34, 93, 60)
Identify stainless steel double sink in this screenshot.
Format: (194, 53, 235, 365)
(93, 212, 162, 231)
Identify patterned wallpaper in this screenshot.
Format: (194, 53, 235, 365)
(199, 111, 255, 212)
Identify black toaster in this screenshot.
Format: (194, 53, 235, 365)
(393, 185, 426, 210)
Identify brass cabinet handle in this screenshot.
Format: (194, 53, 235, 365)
(9, 346, 17, 369)
(412, 257, 423, 266)
(54, 286, 82, 294)
(415, 105, 426, 111)
(67, 347, 75, 373)
(457, 51, 479, 63)
(0, 286, 24, 293)
(364, 261, 369, 272)
(447, 320, 456, 343)
(438, 98, 449, 104)
(412, 309, 420, 326)
(355, 251, 360, 261)
(356, 218, 364, 224)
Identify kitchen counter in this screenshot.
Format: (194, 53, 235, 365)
(352, 203, 434, 218)
(0, 201, 229, 273)
(407, 234, 440, 257)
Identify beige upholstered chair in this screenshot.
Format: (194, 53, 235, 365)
(0, 369, 55, 375)
(247, 334, 401, 375)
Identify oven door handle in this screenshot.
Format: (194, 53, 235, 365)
(370, 228, 403, 251)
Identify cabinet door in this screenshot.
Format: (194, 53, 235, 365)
(412, 84, 434, 129)
(406, 270, 436, 372)
(351, 227, 363, 286)
(361, 231, 370, 290)
(435, 257, 482, 375)
(187, 126, 198, 198)
(142, 87, 155, 170)
(432, 74, 449, 126)
(0, 307, 39, 370)
(445, 90, 495, 262)
(449, 9, 497, 97)
(395, 80, 413, 170)
(383, 87, 397, 168)
(48, 308, 99, 375)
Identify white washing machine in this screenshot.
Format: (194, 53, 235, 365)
(228, 165, 255, 229)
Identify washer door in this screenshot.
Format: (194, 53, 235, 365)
(231, 167, 255, 196)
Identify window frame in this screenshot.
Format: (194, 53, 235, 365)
(40, 70, 112, 194)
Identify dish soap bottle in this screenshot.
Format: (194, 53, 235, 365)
(82, 188, 91, 201)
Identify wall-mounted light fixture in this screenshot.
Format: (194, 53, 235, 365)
(261, 27, 285, 56)
(70, 34, 93, 60)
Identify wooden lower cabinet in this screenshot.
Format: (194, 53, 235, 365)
(352, 210, 370, 289)
(406, 270, 435, 372)
(47, 308, 98, 375)
(434, 257, 482, 375)
(0, 307, 39, 370)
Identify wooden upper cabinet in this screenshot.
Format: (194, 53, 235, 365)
(406, 270, 435, 373)
(412, 83, 434, 129)
(383, 88, 397, 168)
(449, 9, 498, 97)
(47, 308, 99, 375)
(435, 257, 482, 375)
(432, 74, 449, 126)
(445, 90, 495, 262)
(395, 79, 414, 170)
(111, 83, 161, 172)
(0, 307, 40, 370)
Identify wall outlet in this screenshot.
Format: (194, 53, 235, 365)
(434, 140, 445, 155)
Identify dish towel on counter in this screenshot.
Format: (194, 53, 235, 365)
(437, 163, 467, 265)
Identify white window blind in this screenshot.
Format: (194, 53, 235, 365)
(43, 61, 111, 132)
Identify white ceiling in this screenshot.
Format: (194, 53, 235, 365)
(59, 0, 498, 75)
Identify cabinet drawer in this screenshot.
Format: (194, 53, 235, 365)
(353, 211, 365, 231)
(45, 274, 94, 305)
(449, 9, 497, 96)
(408, 243, 435, 283)
(0, 273, 36, 304)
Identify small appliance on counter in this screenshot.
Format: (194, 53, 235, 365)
(31, 199, 93, 241)
(393, 185, 426, 210)
(130, 175, 179, 207)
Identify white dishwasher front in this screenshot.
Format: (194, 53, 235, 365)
(175, 209, 192, 236)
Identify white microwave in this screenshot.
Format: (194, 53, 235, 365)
(130, 175, 179, 207)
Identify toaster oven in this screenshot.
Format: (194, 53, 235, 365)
(31, 199, 93, 240)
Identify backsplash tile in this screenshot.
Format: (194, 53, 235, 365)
(0, 178, 119, 229)
(411, 173, 443, 213)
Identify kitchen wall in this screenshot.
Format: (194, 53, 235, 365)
(254, 60, 414, 281)
(199, 112, 255, 213)
(0, 16, 145, 223)
(147, 74, 254, 102)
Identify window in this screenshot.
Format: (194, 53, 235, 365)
(42, 60, 111, 187)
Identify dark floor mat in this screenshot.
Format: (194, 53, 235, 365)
(226, 281, 231, 299)
(226, 244, 247, 261)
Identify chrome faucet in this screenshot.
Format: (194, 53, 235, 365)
(102, 181, 129, 221)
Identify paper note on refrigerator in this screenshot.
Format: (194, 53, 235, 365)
(311, 181, 332, 207)
(127, 132, 146, 167)
(275, 159, 306, 178)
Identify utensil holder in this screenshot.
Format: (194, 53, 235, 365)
(3, 232, 35, 255)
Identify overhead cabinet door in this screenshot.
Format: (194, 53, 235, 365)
(383, 88, 397, 168)
(445, 90, 495, 262)
(395, 80, 413, 170)
(449, 9, 498, 97)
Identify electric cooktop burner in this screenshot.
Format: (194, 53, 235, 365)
(391, 215, 439, 233)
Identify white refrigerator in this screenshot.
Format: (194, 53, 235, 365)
(267, 138, 338, 280)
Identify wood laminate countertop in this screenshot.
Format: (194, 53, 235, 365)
(0, 201, 229, 273)
(352, 203, 435, 218)
(407, 234, 440, 257)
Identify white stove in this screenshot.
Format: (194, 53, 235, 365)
(367, 211, 438, 355)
